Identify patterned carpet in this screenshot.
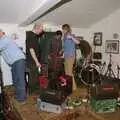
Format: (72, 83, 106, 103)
(4, 87, 120, 120)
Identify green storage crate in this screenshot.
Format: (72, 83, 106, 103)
(90, 97, 117, 113)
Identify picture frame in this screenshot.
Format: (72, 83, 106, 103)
(105, 40, 119, 54)
(93, 32, 102, 46)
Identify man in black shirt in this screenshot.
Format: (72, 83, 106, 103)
(26, 24, 43, 94)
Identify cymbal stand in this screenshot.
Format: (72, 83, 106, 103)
(105, 51, 116, 78)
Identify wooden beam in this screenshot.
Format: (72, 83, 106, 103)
(31, 0, 72, 24)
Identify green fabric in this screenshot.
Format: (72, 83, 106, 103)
(90, 97, 117, 113)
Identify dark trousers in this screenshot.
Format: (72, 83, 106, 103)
(28, 63, 40, 95)
(11, 59, 26, 101)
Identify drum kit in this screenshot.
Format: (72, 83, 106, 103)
(74, 40, 105, 86)
(80, 63, 101, 86)
(74, 59, 102, 86)
(74, 39, 120, 87)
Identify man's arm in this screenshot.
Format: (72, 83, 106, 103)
(0, 36, 10, 51)
(58, 39, 63, 56)
(26, 32, 41, 67)
(67, 34, 80, 44)
(29, 48, 41, 67)
(72, 36, 80, 44)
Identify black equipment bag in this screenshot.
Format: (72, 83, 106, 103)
(40, 90, 66, 105)
(57, 75, 72, 96)
(91, 84, 119, 100)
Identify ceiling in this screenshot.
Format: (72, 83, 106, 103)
(0, 0, 120, 28)
(0, 0, 60, 24)
(36, 0, 120, 28)
(0, 0, 24, 23)
(0, 0, 43, 23)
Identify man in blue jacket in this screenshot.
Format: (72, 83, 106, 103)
(0, 29, 26, 103)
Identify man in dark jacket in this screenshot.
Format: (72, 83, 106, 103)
(26, 24, 43, 94)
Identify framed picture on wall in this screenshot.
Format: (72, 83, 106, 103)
(93, 32, 102, 46)
(105, 40, 119, 54)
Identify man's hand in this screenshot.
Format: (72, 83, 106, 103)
(48, 55, 51, 59)
(36, 62, 41, 68)
(59, 50, 63, 56)
(29, 48, 41, 68)
(67, 34, 80, 44)
(66, 34, 73, 39)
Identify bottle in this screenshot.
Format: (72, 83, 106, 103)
(36, 98, 41, 111)
(38, 67, 41, 74)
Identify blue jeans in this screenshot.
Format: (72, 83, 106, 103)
(11, 59, 26, 101)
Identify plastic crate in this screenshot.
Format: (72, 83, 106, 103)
(90, 97, 117, 113)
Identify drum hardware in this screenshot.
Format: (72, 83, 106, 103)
(74, 40, 103, 89)
(101, 61, 106, 70)
(74, 57, 100, 87)
(81, 63, 100, 101)
(92, 60, 102, 66)
(117, 65, 120, 79)
(96, 61, 106, 76)
(80, 63, 100, 86)
(105, 50, 116, 78)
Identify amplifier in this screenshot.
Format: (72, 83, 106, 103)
(91, 85, 119, 100)
(40, 90, 66, 105)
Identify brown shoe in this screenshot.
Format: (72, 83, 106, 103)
(18, 100, 27, 105)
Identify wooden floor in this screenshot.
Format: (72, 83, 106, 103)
(5, 87, 120, 120)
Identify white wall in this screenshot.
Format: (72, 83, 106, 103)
(81, 9, 120, 77)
